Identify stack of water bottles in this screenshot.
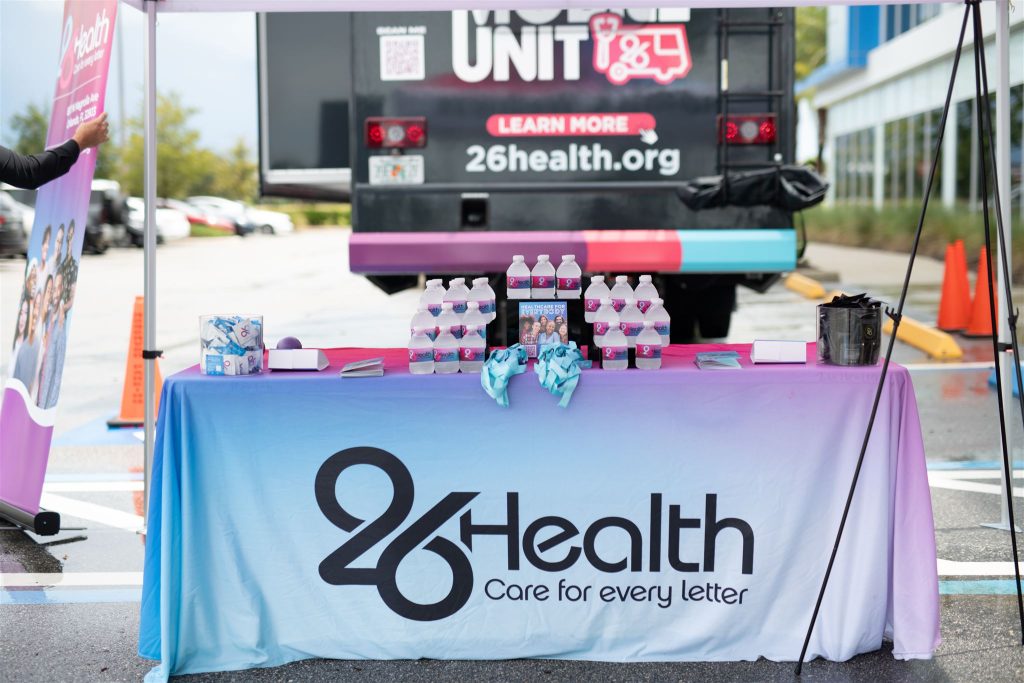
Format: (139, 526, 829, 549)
(409, 277, 496, 374)
(506, 254, 582, 299)
(585, 274, 671, 371)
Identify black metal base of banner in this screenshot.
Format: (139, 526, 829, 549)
(106, 417, 144, 429)
(0, 499, 60, 536)
(796, 1, 1024, 674)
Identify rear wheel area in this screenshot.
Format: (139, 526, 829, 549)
(661, 278, 736, 343)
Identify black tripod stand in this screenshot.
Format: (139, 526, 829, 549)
(796, 1, 1024, 673)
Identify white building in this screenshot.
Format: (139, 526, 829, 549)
(798, 3, 1023, 215)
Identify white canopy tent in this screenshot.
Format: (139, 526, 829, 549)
(114, 0, 1013, 521)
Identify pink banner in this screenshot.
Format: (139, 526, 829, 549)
(0, 0, 118, 515)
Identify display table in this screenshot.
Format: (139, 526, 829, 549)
(139, 345, 939, 680)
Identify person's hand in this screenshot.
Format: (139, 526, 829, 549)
(72, 112, 110, 150)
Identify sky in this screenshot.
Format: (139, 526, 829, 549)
(0, 0, 258, 154)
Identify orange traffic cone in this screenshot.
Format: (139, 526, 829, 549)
(937, 241, 971, 331)
(964, 246, 996, 337)
(108, 296, 163, 427)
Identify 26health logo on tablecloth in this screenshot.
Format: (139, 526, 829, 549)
(316, 447, 755, 621)
(0, 0, 117, 516)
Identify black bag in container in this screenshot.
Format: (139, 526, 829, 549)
(817, 293, 882, 366)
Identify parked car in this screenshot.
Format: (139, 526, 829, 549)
(186, 196, 256, 236)
(125, 197, 192, 244)
(246, 207, 294, 235)
(158, 198, 236, 234)
(0, 190, 28, 257)
(86, 179, 131, 253)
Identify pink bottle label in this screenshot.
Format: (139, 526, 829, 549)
(427, 304, 442, 316)
(585, 298, 601, 313)
(620, 321, 644, 337)
(611, 298, 626, 312)
(461, 347, 486, 362)
(411, 327, 439, 342)
(479, 299, 496, 315)
(594, 321, 612, 336)
(507, 276, 530, 290)
(451, 301, 468, 315)
(434, 348, 458, 363)
(451, 325, 464, 340)
(637, 343, 662, 359)
(603, 345, 627, 362)
(532, 275, 551, 289)
(557, 277, 579, 291)
(655, 321, 670, 336)
(637, 299, 653, 314)
(409, 348, 433, 363)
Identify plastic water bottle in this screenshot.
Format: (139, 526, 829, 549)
(445, 277, 470, 314)
(583, 275, 611, 323)
(531, 254, 556, 298)
(462, 301, 488, 340)
(408, 327, 435, 374)
(470, 277, 497, 322)
(601, 324, 628, 371)
(410, 305, 438, 342)
(433, 327, 460, 374)
(635, 321, 662, 370)
(618, 298, 645, 349)
(646, 297, 671, 347)
(556, 255, 582, 299)
(421, 279, 446, 317)
(593, 298, 620, 348)
(437, 302, 463, 340)
(634, 275, 659, 315)
(610, 275, 633, 313)
(507, 255, 531, 300)
(460, 324, 486, 373)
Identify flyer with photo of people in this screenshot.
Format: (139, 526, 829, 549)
(518, 301, 569, 358)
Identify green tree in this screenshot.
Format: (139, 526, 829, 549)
(9, 102, 50, 154)
(116, 93, 257, 200)
(795, 7, 827, 84)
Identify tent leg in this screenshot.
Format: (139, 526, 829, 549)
(143, 0, 157, 529)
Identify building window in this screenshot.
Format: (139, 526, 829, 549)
(832, 128, 874, 204)
(883, 3, 942, 42)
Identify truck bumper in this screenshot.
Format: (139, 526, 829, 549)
(349, 228, 796, 275)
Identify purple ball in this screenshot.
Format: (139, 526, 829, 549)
(276, 336, 302, 350)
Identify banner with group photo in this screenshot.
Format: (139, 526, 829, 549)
(0, 0, 118, 514)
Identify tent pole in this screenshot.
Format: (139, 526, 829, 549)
(143, 0, 157, 528)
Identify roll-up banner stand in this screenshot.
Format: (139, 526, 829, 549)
(0, 0, 119, 535)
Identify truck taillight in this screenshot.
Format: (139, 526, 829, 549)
(365, 117, 427, 149)
(718, 114, 777, 145)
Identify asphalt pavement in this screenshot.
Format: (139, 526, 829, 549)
(2, 229, 1023, 681)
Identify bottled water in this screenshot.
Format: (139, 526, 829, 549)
(646, 297, 671, 346)
(531, 254, 556, 298)
(408, 327, 435, 374)
(433, 328, 460, 374)
(410, 305, 438, 342)
(635, 321, 662, 370)
(460, 324, 487, 373)
(583, 275, 611, 323)
(609, 275, 633, 313)
(618, 298, 645, 349)
(421, 279, 446, 317)
(593, 298, 620, 348)
(507, 255, 531, 300)
(470, 277, 497, 322)
(437, 302, 464, 340)
(445, 277, 470, 314)
(462, 301, 489, 340)
(555, 254, 582, 299)
(601, 324, 628, 371)
(634, 275, 659, 315)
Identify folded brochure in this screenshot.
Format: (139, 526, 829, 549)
(694, 351, 742, 370)
(340, 357, 384, 378)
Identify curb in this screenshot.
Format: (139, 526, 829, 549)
(784, 273, 826, 300)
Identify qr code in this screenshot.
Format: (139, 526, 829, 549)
(380, 35, 425, 81)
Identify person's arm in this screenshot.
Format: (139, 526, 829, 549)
(0, 113, 109, 190)
(0, 141, 80, 190)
